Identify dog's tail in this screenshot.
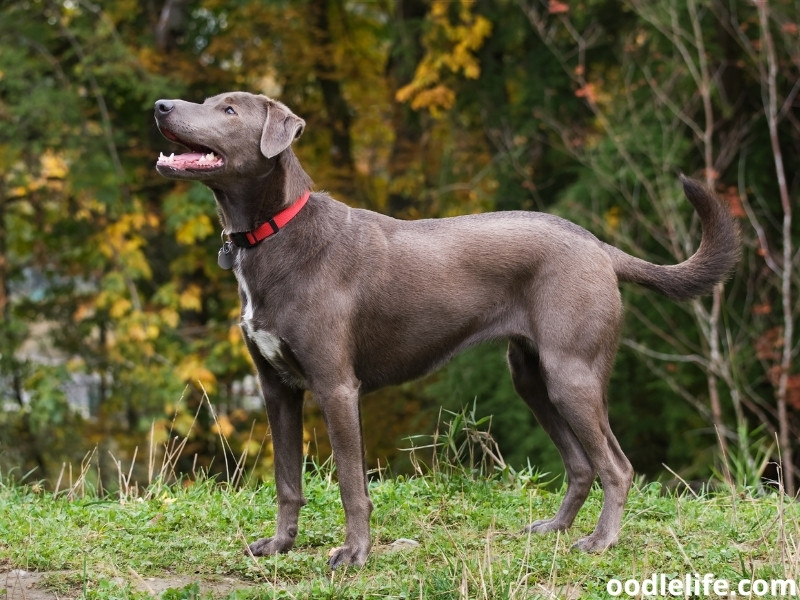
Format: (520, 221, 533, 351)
(602, 176, 740, 301)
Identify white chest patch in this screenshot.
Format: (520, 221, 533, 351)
(235, 265, 282, 363)
(236, 264, 255, 324)
(248, 328, 284, 363)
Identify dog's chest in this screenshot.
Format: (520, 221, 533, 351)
(236, 263, 276, 349)
(235, 266, 307, 388)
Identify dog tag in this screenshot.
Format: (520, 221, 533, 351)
(217, 241, 234, 270)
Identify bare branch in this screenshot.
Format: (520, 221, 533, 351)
(756, 0, 795, 496)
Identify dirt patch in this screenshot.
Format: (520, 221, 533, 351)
(4, 570, 68, 600)
(125, 573, 253, 597)
(3, 569, 254, 599)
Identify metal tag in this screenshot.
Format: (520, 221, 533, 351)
(217, 241, 234, 270)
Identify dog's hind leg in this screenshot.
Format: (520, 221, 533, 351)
(508, 339, 596, 534)
(246, 347, 307, 557)
(536, 347, 634, 552)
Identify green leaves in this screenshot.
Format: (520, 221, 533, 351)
(1, 0, 797, 491)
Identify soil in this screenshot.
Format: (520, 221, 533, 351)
(2, 540, 426, 598)
(3, 569, 253, 599)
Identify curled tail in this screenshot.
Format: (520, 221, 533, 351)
(603, 176, 740, 301)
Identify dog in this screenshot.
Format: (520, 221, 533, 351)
(154, 91, 739, 568)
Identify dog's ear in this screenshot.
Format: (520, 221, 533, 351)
(260, 99, 305, 159)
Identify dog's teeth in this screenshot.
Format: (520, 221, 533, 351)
(159, 150, 220, 166)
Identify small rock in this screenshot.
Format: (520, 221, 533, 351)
(390, 538, 420, 549)
(9, 570, 29, 577)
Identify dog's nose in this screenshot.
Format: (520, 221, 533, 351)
(155, 100, 174, 115)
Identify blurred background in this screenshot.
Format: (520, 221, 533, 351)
(0, 0, 797, 493)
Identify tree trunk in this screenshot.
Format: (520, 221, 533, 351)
(309, 0, 357, 200)
(0, 188, 24, 406)
(386, 0, 428, 217)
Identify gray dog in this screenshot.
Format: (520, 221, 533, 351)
(154, 92, 739, 568)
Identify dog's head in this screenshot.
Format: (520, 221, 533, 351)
(153, 92, 305, 181)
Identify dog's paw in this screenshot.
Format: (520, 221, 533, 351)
(327, 542, 370, 569)
(571, 533, 616, 553)
(246, 536, 294, 557)
(523, 518, 569, 535)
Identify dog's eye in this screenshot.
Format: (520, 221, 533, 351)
(224, 106, 236, 115)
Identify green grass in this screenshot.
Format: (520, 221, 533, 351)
(1, 466, 798, 599)
(2, 406, 797, 598)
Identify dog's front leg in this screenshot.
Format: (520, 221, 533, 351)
(317, 380, 373, 569)
(246, 352, 307, 557)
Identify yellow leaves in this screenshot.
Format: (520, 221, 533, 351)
(160, 307, 180, 329)
(73, 193, 108, 222)
(396, 0, 492, 115)
(97, 212, 154, 280)
(171, 410, 199, 439)
(604, 206, 620, 230)
(244, 437, 266, 460)
(176, 214, 214, 245)
(176, 356, 217, 393)
(137, 46, 163, 73)
(105, 307, 161, 345)
(225, 323, 250, 362)
(179, 285, 203, 312)
(5, 149, 69, 198)
(8, 186, 27, 198)
(72, 301, 94, 322)
(41, 150, 68, 179)
(211, 414, 235, 438)
(127, 321, 160, 343)
(228, 324, 243, 345)
(110, 297, 132, 319)
(398, 85, 456, 112)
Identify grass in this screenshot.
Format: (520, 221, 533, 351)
(2, 469, 799, 598)
(1, 407, 798, 599)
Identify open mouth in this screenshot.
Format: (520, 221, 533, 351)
(156, 128, 224, 172)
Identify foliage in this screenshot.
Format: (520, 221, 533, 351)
(395, 0, 492, 114)
(424, 344, 562, 476)
(0, 0, 798, 490)
(513, 0, 800, 488)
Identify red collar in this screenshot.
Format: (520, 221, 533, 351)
(228, 190, 310, 248)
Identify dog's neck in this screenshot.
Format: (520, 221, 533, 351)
(211, 149, 313, 234)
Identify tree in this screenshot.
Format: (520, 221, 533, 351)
(1, 0, 796, 490)
(518, 0, 798, 490)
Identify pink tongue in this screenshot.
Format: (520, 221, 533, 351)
(158, 152, 223, 169)
(172, 152, 205, 168)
